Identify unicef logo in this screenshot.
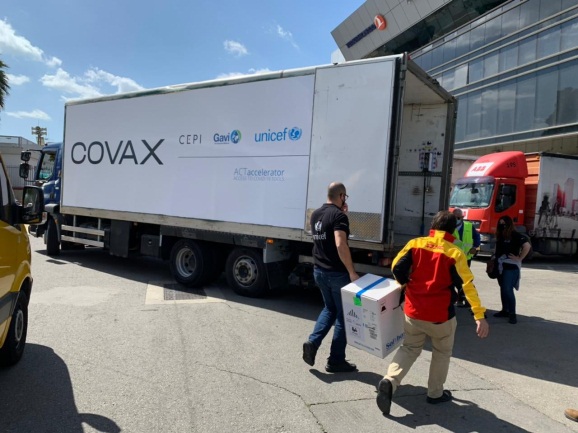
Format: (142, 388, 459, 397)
(230, 129, 242, 144)
(289, 127, 302, 141)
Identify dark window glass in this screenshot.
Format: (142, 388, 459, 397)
(469, 57, 484, 83)
(535, 67, 559, 128)
(466, 90, 482, 140)
(540, 0, 562, 20)
(454, 64, 469, 88)
(470, 23, 486, 52)
(455, 32, 470, 58)
(497, 81, 516, 135)
(481, 88, 499, 137)
(485, 13, 503, 45)
(557, 60, 578, 124)
(495, 184, 517, 212)
(443, 38, 456, 63)
(518, 35, 537, 65)
(515, 73, 537, 132)
(519, 0, 540, 28)
(537, 26, 561, 59)
(455, 94, 467, 142)
(484, 51, 499, 78)
(561, 19, 578, 51)
(499, 43, 519, 72)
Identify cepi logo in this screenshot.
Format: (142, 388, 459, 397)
(254, 127, 302, 143)
(213, 129, 242, 144)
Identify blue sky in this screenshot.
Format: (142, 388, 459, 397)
(1, 1, 357, 143)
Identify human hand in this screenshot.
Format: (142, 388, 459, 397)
(507, 253, 521, 262)
(469, 247, 478, 255)
(341, 203, 349, 213)
(475, 318, 489, 338)
(350, 272, 360, 282)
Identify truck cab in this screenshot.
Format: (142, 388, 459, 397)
(449, 151, 528, 253)
(0, 153, 45, 366)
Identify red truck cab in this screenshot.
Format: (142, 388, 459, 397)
(449, 151, 528, 253)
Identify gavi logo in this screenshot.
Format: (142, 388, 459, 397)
(213, 129, 242, 144)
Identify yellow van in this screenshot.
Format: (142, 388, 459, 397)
(0, 153, 45, 366)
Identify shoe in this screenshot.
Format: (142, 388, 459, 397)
(493, 310, 509, 318)
(564, 408, 578, 422)
(302, 341, 317, 366)
(508, 314, 517, 324)
(325, 360, 357, 373)
(376, 379, 393, 415)
(426, 390, 453, 404)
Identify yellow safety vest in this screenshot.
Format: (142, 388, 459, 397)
(453, 222, 475, 260)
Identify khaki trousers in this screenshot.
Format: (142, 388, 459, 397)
(385, 315, 457, 399)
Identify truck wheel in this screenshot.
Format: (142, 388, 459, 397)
(170, 239, 213, 287)
(45, 217, 60, 256)
(0, 291, 28, 367)
(225, 248, 268, 297)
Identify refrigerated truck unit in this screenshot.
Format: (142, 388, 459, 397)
(36, 54, 457, 296)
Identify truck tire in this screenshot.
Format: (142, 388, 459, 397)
(169, 239, 213, 287)
(45, 217, 60, 256)
(225, 248, 268, 297)
(0, 291, 28, 367)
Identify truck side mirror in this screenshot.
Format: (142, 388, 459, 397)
(19, 162, 30, 180)
(21, 186, 46, 224)
(21, 151, 31, 162)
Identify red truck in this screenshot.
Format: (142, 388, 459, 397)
(449, 151, 578, 257)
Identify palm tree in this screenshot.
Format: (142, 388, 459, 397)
(0, 59, 10, 112)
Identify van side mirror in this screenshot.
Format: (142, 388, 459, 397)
(19, 162, 30, 179)
(21, 151, 31, 162)
(20, 186, 46, 224)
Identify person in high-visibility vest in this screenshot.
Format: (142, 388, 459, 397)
(452, 208, 481, 307)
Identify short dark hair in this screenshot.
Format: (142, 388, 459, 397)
(431, 210, 457, 234)
(327, 182, 346, 200)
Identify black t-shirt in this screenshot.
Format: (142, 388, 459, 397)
(310, 203, 350, 272)
(495, 231, 529, 266)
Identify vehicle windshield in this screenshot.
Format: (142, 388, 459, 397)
(449, 181, 494, 208)
(37, 152, 57, 181)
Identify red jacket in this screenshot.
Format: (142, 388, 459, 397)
(392, 230, 486, 322)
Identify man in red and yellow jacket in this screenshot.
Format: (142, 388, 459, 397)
(376, 210, 489, 415)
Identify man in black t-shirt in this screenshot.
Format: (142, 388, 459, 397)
(302, 182, 360, 373)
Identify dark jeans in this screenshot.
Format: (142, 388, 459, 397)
(498, 267, 519, 314)
(308, 268, 351, 364)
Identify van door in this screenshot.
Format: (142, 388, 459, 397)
(0, 161, 23, 338)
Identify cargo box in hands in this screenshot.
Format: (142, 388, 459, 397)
(341, 274, 405, 358)
(22, 54, 457, 296)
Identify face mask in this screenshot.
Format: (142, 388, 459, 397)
(456, 220, 463, 228)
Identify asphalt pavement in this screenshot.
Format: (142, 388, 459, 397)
(1, 236, 577, 432)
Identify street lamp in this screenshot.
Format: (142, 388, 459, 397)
(31, 126, 47, 146)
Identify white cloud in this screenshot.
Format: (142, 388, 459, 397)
(6, 73, 30, 86)
(224, 40, 248, 57)
(40, 68, 102, 99)
(276, 24, 299, 49)
(40, 67, 145, 100)
(0, 19, 61, 66)
(216, 68, 272, 79)
(84, 68, 144, 93)
(6, 109, 51, 120)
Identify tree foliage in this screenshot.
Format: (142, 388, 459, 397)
(0, 59, 10, 111)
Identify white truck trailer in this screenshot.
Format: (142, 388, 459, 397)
(26, 54, 457, 296)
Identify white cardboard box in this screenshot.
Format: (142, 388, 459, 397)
(341, 273, 405, 358)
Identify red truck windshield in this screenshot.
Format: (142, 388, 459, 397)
(449, 181, 495, 208)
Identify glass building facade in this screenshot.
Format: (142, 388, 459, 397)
(407, 0, 578, 152)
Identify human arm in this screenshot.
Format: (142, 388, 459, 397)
(475, 318, 489, 338)
(335, 230, 359, 282)
(451, 252, 487, 320)
(508, 240, 531, 262)
(469, 227, 481, 255)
